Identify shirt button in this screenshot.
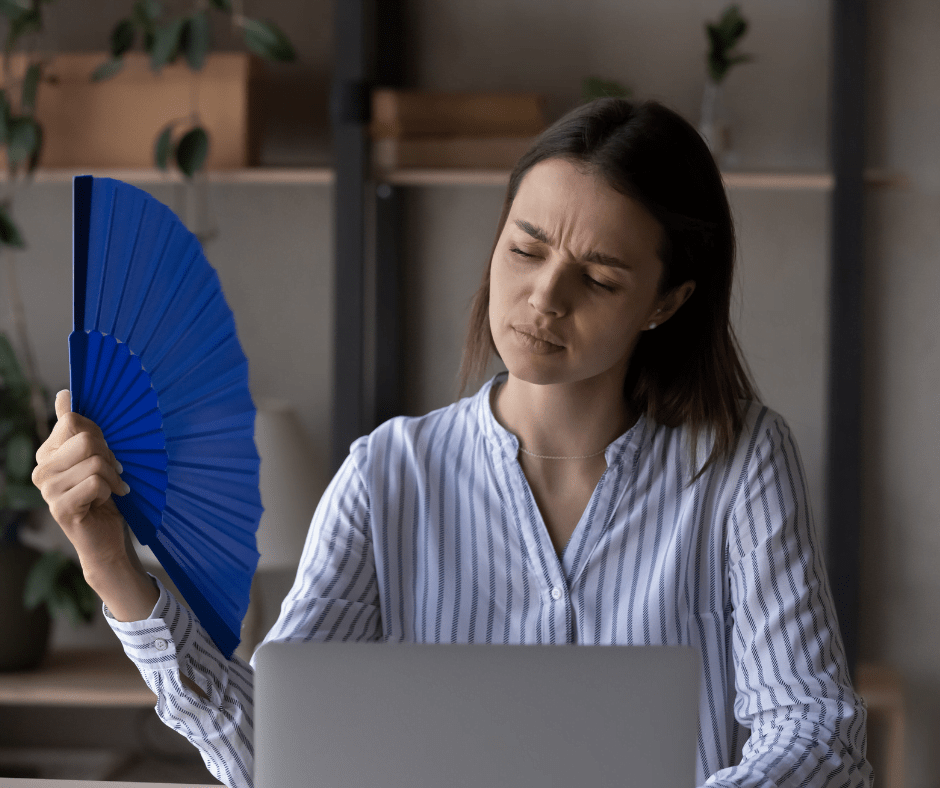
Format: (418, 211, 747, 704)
(551, 587, 563, 600)
(153, 638, 168, 651)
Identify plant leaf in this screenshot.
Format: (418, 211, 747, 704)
(26, 120, 43, 174)
(150, 18, 186, 71)
(0, 202, 25, 247)
(581, 76, 631, 103)
(175, 126, 209, 177)
(726, 53, 754, 67)
(110, 18, 136, 57)
(132, 0, 161, 26)
(55, 560, 96, 624)
(154, 123, 174, 170)
(7, 116, 40, 169)
(239, 18, 296, 62)
(5, 431, 34, 480)
(0, 90, 9, 144)
(0, 332, 27, 388)
(0, 0, 30, 18)
(21, 62, 41, 111)
(6, 7, 41, 49)
(1, 481, 45, 510)
(91, 58, 124, 82)
(23, 551, 68, 610)
(185, 11, 210, 70)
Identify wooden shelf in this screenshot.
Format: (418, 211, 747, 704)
(376, 167, 908, 190)
(0, 648, 156, 708)
(0, 166, 906, 190)
(0, 167, 335, 185)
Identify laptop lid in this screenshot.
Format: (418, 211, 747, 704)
(255, 642, 700, 788)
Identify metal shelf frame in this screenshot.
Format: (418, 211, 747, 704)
(329, 0, 866, 678)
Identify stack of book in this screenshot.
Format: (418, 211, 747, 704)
(370, 89, 547, 171)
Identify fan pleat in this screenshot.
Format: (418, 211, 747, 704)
(136, 257, 215, 362)
(70, 175, 261, 659)
(156, 528, 242, 621)
(164, 505, 259, 570)
(123, 236, 202, 356)
(160, 360, 251, 423)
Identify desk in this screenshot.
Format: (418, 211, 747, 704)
(2, 781, 210, 787)
(0, 649, 156, 708)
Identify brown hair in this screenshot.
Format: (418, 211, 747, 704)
(456, 97, 760, 482)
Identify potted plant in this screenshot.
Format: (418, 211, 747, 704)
(0, 333, 97, 672)
(698, 3, 754, 166)
(93, 0, 296, 180)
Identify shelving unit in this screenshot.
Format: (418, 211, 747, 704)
(0, 167, 335, 185)
(4, 165, 908, 191)
(328, 0, 875, 680)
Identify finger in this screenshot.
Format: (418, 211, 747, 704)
(39, 453, 129, 506)
(54, 389, 71, 419)
(51, 474, 119, 532)
(36, 429, 121, 486)
(43, 396, 116, 465)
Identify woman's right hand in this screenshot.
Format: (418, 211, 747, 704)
(31, 389, 132, 583)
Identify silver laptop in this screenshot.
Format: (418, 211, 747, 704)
(255, 642, 700, 788)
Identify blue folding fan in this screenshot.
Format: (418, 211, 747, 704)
(68, 175, 262, 659)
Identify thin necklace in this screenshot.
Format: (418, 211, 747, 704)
(519, 445, 607, 460)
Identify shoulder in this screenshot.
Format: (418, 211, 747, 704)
(346, 386, 485, 483)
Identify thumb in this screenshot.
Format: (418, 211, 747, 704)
(54, 389, 72, 419)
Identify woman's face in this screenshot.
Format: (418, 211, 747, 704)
(489, 157, 693, 389)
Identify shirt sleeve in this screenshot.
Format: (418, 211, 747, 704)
(102, 444, 382, 788)
(705, 413, 873, 788)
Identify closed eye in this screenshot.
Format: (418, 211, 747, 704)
(509, 247, 616, 292)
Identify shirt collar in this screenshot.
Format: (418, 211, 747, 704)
(477, 370, 652, 468)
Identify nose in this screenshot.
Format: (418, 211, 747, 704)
(527, 260, 571, 316)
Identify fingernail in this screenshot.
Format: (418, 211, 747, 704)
(116, 461, 124, 474)
(121, 482, 131, 495)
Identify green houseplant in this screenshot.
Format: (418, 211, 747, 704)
(698, 3, 754, 165)
(0, 332, 97, 672)
(93, 0, 297, 181)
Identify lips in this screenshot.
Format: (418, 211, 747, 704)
(513, 324, 565, 347)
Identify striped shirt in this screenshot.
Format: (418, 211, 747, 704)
(105, 370, 872, 788)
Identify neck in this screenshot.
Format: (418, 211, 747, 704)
(490, 371, 636, 466)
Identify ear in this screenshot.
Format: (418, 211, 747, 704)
(647, 281, 696, 329)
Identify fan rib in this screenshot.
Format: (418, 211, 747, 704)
(121, 225, 177, 351)
(73, 176, 93, 332)
(146, 290, 227, 379)
(106, 199, 149, 338)
(93, 189, 119, 332)
(134, 248, 207, 361)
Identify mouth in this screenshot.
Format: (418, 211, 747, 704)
(513, 325, 565, 347)
(513, 328, 565, 354)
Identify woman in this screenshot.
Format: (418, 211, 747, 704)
(32, 98, 871, 788)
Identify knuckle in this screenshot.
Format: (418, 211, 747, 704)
(77, 431, 95, 455)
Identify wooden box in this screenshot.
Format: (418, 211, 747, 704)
(373, 136, 537, 170)
(1, 52, 263, 170)
(370, 89, 546, 139)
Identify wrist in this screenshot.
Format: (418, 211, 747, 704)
(86, 558, 160, 623)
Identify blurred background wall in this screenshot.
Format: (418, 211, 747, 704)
(0, 0, 936, 785)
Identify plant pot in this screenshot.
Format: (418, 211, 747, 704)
(698, 78, 731, 166)
(0, 539, 51, 671)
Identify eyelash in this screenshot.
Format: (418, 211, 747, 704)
(509, 247, 616, 292)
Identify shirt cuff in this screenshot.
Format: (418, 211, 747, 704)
(102, 572, 194, 671)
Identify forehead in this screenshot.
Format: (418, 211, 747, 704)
(509, 158, 662, 260)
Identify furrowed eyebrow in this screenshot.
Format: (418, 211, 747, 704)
(513, 219, 629, 270)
